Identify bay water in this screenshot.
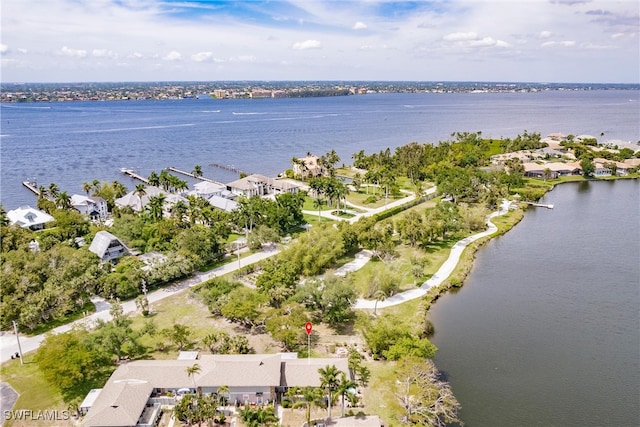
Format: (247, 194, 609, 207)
(1, 90, 639, 425)
(430, 180, 640, 426)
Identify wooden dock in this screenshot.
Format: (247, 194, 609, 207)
(22, 180, 41, 197)
(209, 162, 249, 176)
(527, 202, 554, 209)
(120, 168, 149, 184)
(166, 167, 225, 186)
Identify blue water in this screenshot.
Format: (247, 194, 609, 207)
(1, 90, 638, 208)
(430, 180, 640, 426)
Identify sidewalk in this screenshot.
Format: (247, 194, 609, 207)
(353, 199, 510, 309)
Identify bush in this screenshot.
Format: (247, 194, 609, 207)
(363, 195, 378, 204)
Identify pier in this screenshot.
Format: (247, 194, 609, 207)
(120, 168, 150, 184)
(166, 167, 225, 186)
(22, 179, 41, 197)
(209, 162, 249, 176)
(526, 202, 554, 209)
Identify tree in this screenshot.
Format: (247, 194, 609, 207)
(163, 323, 192, 350)
(82, 181, 93, 195)
(240, 405, 279, 427)
(145, 194, 166, 221)
(580, 158, 595, 178)
(394, 356, 462, 426)
(192, 164, 203, 177)
(186, 363, 201, 395)
(35, 331, 110, 402)
(48, 182, 60, 198)
(55, 191, 72, 210)
(148, 171, 160, 187)
(336, 372, 357, 417)
(373, 289, 387, 316)
(318, 364, 341, 419)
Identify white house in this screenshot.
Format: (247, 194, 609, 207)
(115, 186, 187, 214)
(71, 194, 108, 220)
(6, 206, 54, 231)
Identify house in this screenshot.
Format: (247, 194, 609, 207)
(192, 181, 227, 198)
(82, 354, 352, 427)
(115, 186, 187, 214)
(226, 174, 300, 198)
(207, 195, 239, 212)
(6, 206, 54, 231)
(89, 231, 129, 263)
(292, 155, 325, 179)
(71, 194, 108, 220)
(522, 162, 581, 179)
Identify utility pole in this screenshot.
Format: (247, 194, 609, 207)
(12, 321, 24, 364)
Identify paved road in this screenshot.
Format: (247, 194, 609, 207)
(0, 189, 437, 363)
(0, 249, 279, 363)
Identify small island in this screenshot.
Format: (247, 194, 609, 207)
(1, 130, 638, 427)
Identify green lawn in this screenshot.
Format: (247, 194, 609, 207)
(0, 356, 72, 427)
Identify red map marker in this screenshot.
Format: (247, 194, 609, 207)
(305, 321, 313, 335)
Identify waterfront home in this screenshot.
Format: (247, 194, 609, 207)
(226, 174, 300, 198)
(71, 194, 108, 220)
(115, 185, 187, 214)
(207, 195, 239, 212)
(191, 181, 227, 198)
(6, 206, 54, 231)
(81, 353, 351, 427)
(89, 231, 129, 263)
(522, 162, 581, 179)
(292, 154, 325, 179)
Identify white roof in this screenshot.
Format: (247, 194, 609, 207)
(88, 231, 127, 260)
(7, 206, 54, 228)
(194, 181, 226, 194)
(208, 195, 239, 212)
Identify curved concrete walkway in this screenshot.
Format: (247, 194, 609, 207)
(353, 200, 511, 310)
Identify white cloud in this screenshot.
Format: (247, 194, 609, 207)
(92, 49, 117, 58)
(128, 52, 143, 59)
(541, 40, 576, 47)
(540, 31, 553, 38)
(163, 51, 182, 61)
(443, 32, 479, 41)
(191, 51, 213, 62)
(60, 46, 87, 57)
(0, 44, 8, 54)
(353, 21, 367, 30)
(292, 40, 322, 50)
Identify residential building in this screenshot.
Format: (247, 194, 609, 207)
(81, 354, 350, 427)
(292, 155, 325, 179)
(6, 206, 54, 231)
(89, 231, 129, 263)
(71, 194, 108, 220)
(115, 186, 187, 214)
(226, 174, 300, 198)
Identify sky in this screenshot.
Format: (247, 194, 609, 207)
(1, 0, 638, 83)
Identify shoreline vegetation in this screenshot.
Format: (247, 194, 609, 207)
(1, 131, 638, 426)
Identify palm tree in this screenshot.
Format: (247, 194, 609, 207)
(111, 180, 127, 198)
(48, 182, 59, 198)
(148, 171, 160, 187)
(313, 197, 325, 222)
(318, 365, 340, 419)
(216, 385, 230, 407)
(55, 191, 72, 210)
(82, 181, 93, 196)
(134, 183, 147, 210)
(186, 363, 201, 395)
(146, 194, 166, 221)
(192, 164, 203, 178)
(373, 289, 387, 316)
(38, 185, 48, 199)
(336, 372, 357, 417)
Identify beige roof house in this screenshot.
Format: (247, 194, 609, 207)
(82, 354, 351, 427)
(227, 174, 300, 198)
(292, 155, 325, 179)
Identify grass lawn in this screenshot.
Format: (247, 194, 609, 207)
(362, 360, 403, 427)
(0, 356, 73, 427)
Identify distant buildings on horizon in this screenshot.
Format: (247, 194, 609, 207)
(1, 81, 637, 103)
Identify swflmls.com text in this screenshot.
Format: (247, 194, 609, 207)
(3, 409, 70, 421)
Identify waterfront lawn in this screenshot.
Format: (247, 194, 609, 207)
(0, 356, 72, 427)
(362, 360, 402, 426)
